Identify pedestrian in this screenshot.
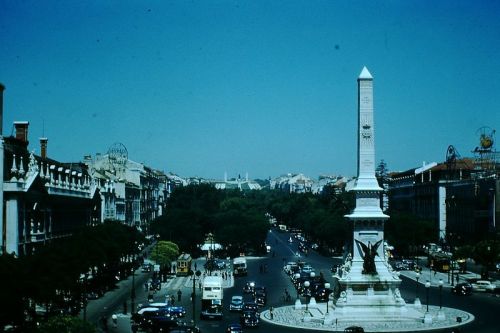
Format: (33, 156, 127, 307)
(177, 289, 182, 302)
(123, 301, 127, 314)
(194, 262, 198, 270)
(270, 306, 274, 320)
(171, 295, 175, 305)
(199, 281, 202, 290)
(144, 282, 149, 291)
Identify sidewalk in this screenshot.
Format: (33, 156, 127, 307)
(397, 261, 483, 289)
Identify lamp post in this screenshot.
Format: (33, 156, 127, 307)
(190, 269, 202, 325)
(82, 273, 88, 322)
(131, 266, 136, 313)
(304, 280, 310, 311)
(425, 281, 431, 313)
(131, 242, 137, 314)
(324, 282, 330, 314)
(439, 279, 443, 309)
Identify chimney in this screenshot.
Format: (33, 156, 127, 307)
(14, 121, 29, 143)
(0, 83, 4, 135)
(40, 137, 48, 159)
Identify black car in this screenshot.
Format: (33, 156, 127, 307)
(313, 287, 332, 302)
(169, 325, 201, 333)
(243, 301, 259, 313)
(451, 282, 472, 296)
(344, 326, 365, 333)
(243, 282, 256, 294)
(149, 316, 179, 333)
(254, 290, 267, 307)
(253, 286, 267, 297)
(240, 310, 259, 327)
(226, 323, 243, 333)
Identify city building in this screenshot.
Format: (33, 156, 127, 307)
(1, 121, 101, 256)
(270, 173, 314, 193)
(83, 148, 168, 234)
(214, 172, 261, 191)
(389, 158, 498, 244)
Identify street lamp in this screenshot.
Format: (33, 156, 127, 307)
(306, 272, 316, 311)
(190, 269, 202, 325)
(439, 279, 443, 310)
(304, 280, 310, 311)
(131, 242, 137, 313)
(425, 281, 431, 313)
(324, 282, 331, 314)
(131, 266, 136, 313)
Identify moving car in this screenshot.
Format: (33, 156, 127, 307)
(226, 323, 243, 333)
(243, 282, 255, 294)
(471, 280, 496, 292)
(451, 282, 472, 296)
(240, 310, 259, 327)
(229, 296, 244, 312)
(242, 302, 259, 313)
(344, 326, 365, 333)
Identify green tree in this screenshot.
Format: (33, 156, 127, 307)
(471, 240, 500, 277)
(385, 212, 437, 256)
(150, 241, 180, 267)
(38, 315, 96, 333)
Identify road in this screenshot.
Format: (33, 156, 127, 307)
(87, 230, 499, 333)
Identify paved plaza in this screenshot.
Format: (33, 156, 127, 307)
(260, 303, 473, 332)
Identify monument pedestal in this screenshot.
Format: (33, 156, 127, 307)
(414, 298, 421, 309)
(437, 309, 446, 321)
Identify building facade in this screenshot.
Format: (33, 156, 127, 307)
(1, 122, 101, 256)
(388, 159, 498, 244)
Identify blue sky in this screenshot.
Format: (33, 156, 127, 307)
(1, 0, 499, 179)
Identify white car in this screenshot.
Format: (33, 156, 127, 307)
(471, 280, 496, 292)
(229, 295, 244, 311)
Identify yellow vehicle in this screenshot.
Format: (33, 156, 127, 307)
(176, 253, 192, 276)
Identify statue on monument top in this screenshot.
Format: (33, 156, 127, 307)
(355, 239, 383, 275)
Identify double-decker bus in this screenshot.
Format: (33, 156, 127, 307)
(200, 276, 223, 320)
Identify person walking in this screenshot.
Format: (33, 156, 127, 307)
(177, 289, 182, 302)
(270, 306, 274, 320)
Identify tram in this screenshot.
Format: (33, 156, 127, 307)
(176, 253, 192, 276)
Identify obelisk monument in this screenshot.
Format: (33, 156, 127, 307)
(336, 67, 405, 315)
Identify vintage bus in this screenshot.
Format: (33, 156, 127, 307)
(176, 253, 192, 276)
(200, 276, 223, 320)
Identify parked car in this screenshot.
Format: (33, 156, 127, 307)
(229, 296, 244, 312)
(344, 326, 365, 333)
(451, 282, 472, 296)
